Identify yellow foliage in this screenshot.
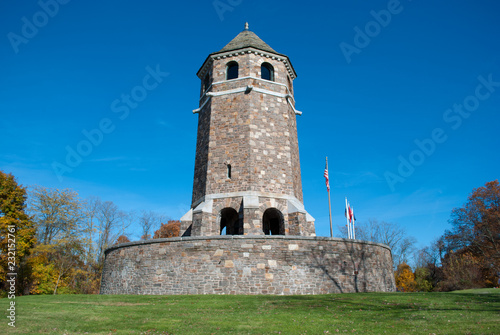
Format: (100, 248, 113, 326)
(26, 244, 77, 295)
(0, 171, 36, 289)
(395, 263, 417, 292)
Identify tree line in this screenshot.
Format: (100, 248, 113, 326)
(0, 170, 180, 295)
(339, 180, 499, 292)
(402, 180, 500, 292)
(1, 169, 498, 294)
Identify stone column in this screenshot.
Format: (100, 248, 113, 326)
(242, 195, 263, 235)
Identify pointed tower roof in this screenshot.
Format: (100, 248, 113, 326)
(218, 22, 277, 54)
(197, 23, 296, 80)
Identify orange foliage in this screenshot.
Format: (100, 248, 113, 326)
(446, 180, 500, 273)
(437, 251, 484, 291)
(153, 220, 181, 239)
(115, 235, 130, 244)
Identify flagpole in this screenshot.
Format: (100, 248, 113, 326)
(350, 204, 354, 239)
(326, 157, 333, 238)
(345, 197, 351, 239)
(352, 207, 356, 240)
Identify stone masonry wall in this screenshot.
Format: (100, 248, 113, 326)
(191, 53, 304, 205)
(100, 236, 396, 295)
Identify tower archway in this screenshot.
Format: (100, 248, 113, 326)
(262, 208, 284, 235)
(219, 208, 241, 235)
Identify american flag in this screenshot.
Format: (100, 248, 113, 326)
(324, 165, 330, 192)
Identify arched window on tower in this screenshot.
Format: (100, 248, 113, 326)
(262, 208, 284, 235)
(220, 208, 241, 235)
(226, 61, 239, 80)
(261, 62, 274, 81)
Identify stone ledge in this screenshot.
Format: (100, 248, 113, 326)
(104, 235, 392, 255)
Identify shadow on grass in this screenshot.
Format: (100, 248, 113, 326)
(254, 293, 500, 327)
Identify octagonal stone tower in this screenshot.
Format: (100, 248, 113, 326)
(181, 24, 315, 237)
(100, 24, 397, 296)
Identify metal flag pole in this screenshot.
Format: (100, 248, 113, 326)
(345, 197, 351, 239)
(352, 207, 356, 240)
(326, 157, 333, 238)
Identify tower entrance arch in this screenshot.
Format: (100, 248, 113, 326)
(219, 208, 241, 235)
(263, 208, 284, 235)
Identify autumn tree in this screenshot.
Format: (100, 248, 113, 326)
(51, 239, 84, 294)
(444, 180, 500, 274)
(27, 186, 87, 294)
(0, 171, 36, 294)
(394, 262, 417, 292)
(29, 186, 83, 245)
(437, 251, 484, 291)
(153, 220, 181, 239)
(115, 235, 131, 244)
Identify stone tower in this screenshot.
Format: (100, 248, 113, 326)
(101, 24, 397, 296)
(181, 24, 315, 237)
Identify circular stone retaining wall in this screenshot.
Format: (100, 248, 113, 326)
(100, 236, 396, 295)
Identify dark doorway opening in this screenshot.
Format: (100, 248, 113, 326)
(263, 208, 284, 235)
(220, 208, 241, 235)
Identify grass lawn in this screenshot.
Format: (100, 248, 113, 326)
(1, 289, 499, 334)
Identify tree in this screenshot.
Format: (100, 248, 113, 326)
(0, 171, 36, 294)
(82, 196, 100, 265)
(414, 267, 433, 292)
(51, 239, 84, 294)
(139, 210, 165, 240)
(153, 220, 181, 239)
(27, 192, 133, 294)
(437, 251, 483, 291)
(340, 219, 416, 268)
(29, 186, 83, 245)
(27, 186, 88, 294)
(444, 180, 500, 274)
(28, 239, 84, 295)
(414, 239, 444, 289)
(115, 235, 130, 244)
(95, 200, 130, 266)
(394, 262, 417, 292)
(77, 197, 132, 293)
(77, 196, 101, 294)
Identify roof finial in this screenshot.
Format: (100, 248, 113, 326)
(244, 22, 249, 30)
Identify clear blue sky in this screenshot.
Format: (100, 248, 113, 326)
(1, 0, 499, 247)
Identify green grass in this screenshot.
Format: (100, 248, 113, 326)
(1, 289, 499, 334)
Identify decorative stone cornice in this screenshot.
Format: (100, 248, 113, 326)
(200, 76, 294, 102)
(197, 47, 297, 81)
(193, 84, 302, 115)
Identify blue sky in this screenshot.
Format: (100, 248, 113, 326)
(1, 0, 499, 248)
